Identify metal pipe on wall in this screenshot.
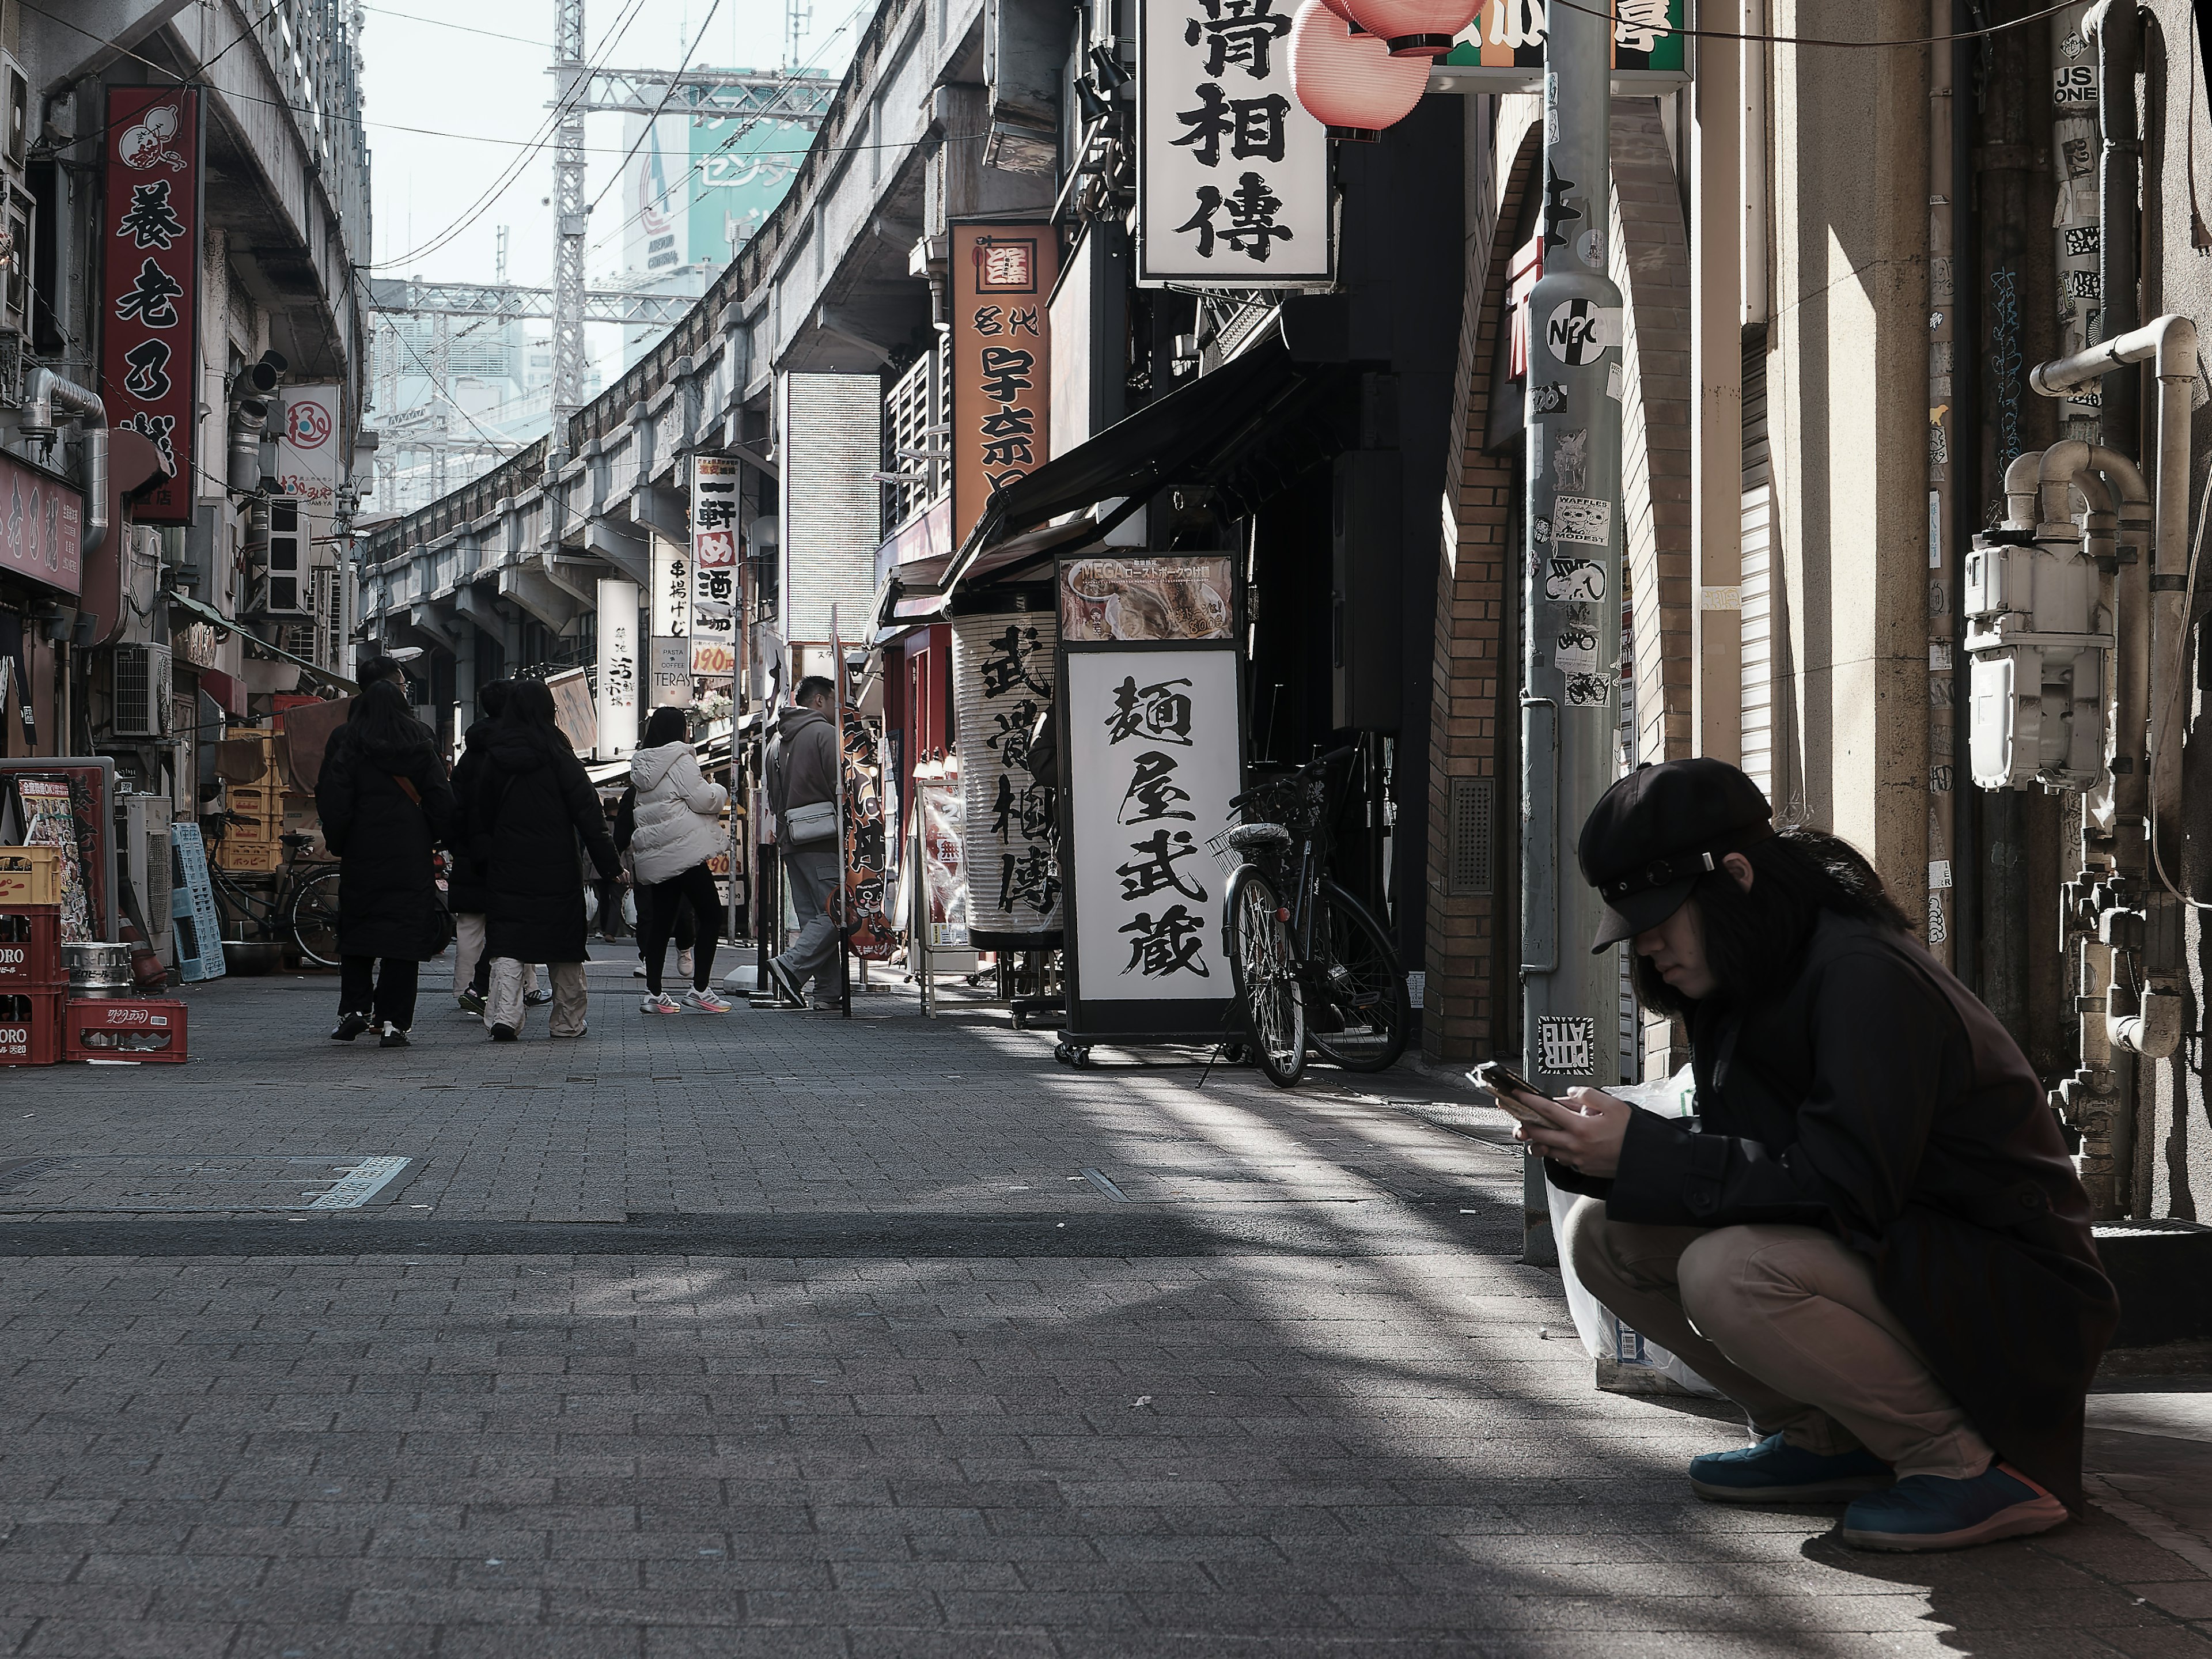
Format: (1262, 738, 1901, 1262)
(1929, 0, 1961, 969)
(1518, 0, 1627, 1267)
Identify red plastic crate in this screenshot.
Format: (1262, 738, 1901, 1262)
(62, 996, 188, 1063)
(0, 991, 60, 1065)
(0, 907, 63, 990)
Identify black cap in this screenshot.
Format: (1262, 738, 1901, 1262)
(1577, 759, 1774, 953)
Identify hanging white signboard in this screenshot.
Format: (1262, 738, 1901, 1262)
(1137, 0, 1333, 287)
(690, 454, 741, 679)
(594, 576, 641, 759)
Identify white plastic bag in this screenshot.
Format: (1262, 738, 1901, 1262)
(1548, 1066, 1725, 1399)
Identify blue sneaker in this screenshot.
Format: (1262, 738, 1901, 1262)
(1690, 1433, 1893, 1503)
(1840, 1463, 2066, 1552)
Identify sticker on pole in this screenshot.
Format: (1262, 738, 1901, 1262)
(1546, 300, 1619, 365)
(1537, 1016, 1598, 1077)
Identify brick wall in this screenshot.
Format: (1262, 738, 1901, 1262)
(1423, 109, 1541, 1063)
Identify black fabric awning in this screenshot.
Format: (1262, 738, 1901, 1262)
(914, 339, 1350, 611)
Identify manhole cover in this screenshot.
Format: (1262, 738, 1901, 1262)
(0, 1154, 411, 1213)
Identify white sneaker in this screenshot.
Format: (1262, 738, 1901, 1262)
(631, 964, 647, 979)
(683, 987, 731, 1014)
(639, 992, 680, 1014)
(677, 948, 695, 979)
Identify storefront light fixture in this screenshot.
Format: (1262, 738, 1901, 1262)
(1343, 0, 1478, 56)
(1290, 0, 1431, 142)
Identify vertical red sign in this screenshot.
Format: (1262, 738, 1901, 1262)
(100, 88, 199, 525)
(949, 222, 1057, 550)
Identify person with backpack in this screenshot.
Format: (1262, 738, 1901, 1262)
(626, 705, 732, 1014)
(315, 677, 456, 1047)
(763, 675, 843, 1008)
(469, 678, 624, 1039)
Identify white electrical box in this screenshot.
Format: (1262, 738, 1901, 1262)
(1963, 532, 2111, 792)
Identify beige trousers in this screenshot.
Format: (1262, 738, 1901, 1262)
(1563, 1196, 1994, 1480)
(485, 958, 588, 1036)
(453, 916, 540, 999)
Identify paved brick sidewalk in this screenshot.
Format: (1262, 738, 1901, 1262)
(0, 966, 2205, 1656)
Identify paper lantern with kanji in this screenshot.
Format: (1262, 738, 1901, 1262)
(1344, 0, 1479, 56)
(1290, 0, 1430, 142)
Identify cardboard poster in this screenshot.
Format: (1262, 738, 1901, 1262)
(9, 775, 93, 942)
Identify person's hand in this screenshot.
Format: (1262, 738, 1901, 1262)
(1513, 1086, 1633, 1178)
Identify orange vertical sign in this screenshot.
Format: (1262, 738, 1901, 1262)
(949, 222, 1058, 550)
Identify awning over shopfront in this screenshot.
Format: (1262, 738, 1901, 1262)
(876, 339, 1350, 628)
(167, 592, 359, 695)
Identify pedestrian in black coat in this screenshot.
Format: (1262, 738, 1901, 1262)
(468, 677, 622, 1039)
(448, 679, 543, 1012)
(316, 679, 456, 1046)
(1513, 758, 2118, 1556)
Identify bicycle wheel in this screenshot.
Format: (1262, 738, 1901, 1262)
(1225, 866, 1306, 1088)
(1309, 881, 1410, 1073)
(288, 868, 343, 968)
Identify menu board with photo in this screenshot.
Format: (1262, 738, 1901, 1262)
(1060, 556, 1234, 643)
(10, 775, 93, 942)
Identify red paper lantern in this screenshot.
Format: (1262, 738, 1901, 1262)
(1318, 0, 1367, 30)
(1343, 0, 1479, 56)
(1290, 0, 1430, 142)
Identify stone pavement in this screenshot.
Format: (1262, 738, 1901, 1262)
(0, 951, 2207, 1656)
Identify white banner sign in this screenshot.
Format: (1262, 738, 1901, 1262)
(690, 454, 741, 675)
(1137, 0, 1332, 286)
(650, 532, 691, 638)
(1064, 647, 1240, 999)
(594, 577, 641, 759)
(953, 611, 1062, 935)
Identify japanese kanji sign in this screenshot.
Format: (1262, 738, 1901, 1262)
(949, 224, 1058, 551)
(689, 453, 741, 679)
(100, 88, 199, 524)
(1430, 0, 1688, 85)
(953, 609, 1062, 938)
(1138, 0, 1330, 286)
(0, 452, 85, 598)
(1063, 645, 1240, 1002)
(594, 577, 640, 759)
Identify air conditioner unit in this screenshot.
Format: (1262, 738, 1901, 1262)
(112, 642, 172, 738)
(263, 496, 312, 616)
(2, 55, 28, 172)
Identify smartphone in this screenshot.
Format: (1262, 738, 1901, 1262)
(1469, 1060, 1561, 1125)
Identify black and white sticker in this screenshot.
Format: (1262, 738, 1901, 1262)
(1537, 1016, 1597, 1077)
(1544, 556, 1607, 602)
(1546, 300, 1619, 365)
(1551, 494, 1612, 546)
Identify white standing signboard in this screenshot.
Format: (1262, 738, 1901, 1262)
(649, 533, 692, 707)
(594, 577, 641, 759)
(690, 454, 741, 679)
(1138, 0, 1333, 287)
(1063, 647, 1240, 1002)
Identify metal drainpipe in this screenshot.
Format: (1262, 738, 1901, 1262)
(2085, 0, 2141, 458)
(22, 368, 110, 556)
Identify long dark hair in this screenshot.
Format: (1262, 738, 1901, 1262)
(1629, 827, 1914, 1016)
(501, 678, 572, 749)
(642, 706, 690, 748)
(349, 678, 427, 753)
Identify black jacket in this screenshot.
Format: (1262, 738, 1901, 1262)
(1554, 912, 2118, 1512)
(468, 721, 620, 964)
(446, 715, 498, 915)
(315, 717, 456, 960)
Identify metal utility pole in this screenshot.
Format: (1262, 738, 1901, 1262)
(1520, 0, 1626, 1262)
(552, 0, 591, 438)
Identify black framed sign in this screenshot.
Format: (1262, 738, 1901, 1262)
(1055, 554, 1243, 1047)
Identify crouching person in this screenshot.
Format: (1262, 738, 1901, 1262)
(1501, 758, 2118, 1553)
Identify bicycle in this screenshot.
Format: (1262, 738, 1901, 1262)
(1211, 747, 1411, 1088)
(201, 815, 344, 968)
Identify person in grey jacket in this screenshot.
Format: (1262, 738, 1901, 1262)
(764, 676, 842, 1007)
(627, 705, 731, 1013)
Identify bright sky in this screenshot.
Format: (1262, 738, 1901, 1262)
(358, 0, 863, 294)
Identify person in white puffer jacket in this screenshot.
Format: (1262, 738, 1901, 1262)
(627, 706, 732, 1014)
